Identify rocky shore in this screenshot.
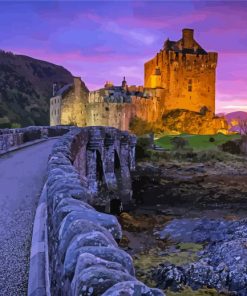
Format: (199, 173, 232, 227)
(118, 157, 247, 295)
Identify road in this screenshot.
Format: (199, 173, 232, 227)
(0, 139, 57, 295)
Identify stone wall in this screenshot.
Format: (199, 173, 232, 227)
(0, 126, 70, 152)
(46, 127, 164, 295)
(50, 96, 62, 126)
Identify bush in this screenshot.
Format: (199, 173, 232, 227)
(135, 137, 151, 160)
(220, 139, 241, 155)
(209, 137, 215, 142)
(129, 117, 155, 136)
(170, 137, 188, 150)
(136, 136, 169, 161)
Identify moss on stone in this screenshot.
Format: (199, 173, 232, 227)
(166, 287, 222, 296)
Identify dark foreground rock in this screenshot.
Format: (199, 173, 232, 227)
(153, 218, 247, 295)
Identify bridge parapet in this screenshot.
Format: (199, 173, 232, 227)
(43, 126, 164, 296)
(0, 126, 71, 153)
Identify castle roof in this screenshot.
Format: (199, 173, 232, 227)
(163, 29, 208, 55)
(164, 39, 207, 55)
(54, 83, 73, 96)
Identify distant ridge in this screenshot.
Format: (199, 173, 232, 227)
(225, 111, 247, 121)
(0, 50, 74, 127)
(225, 111, 247, 133)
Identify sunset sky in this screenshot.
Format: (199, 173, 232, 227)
(0, 0, 246, 113)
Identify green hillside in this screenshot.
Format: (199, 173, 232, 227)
(0, 50, 73, 127)
(155, 133, 241, 151)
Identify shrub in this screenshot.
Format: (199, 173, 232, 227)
(170, 137, 188, 150)
(220, 139, 241, 155)
(209, 137, 215, 142)
(129, 117, 154, 136)
(135, 137, 151, 160)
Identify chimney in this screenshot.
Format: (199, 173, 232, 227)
(52, 83, 57, 96)
(182, 28, 194, 49)
(73, 76, 81, 98)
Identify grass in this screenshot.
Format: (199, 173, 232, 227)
(155, 133, 241, 151)
(166, 287, 221, 296)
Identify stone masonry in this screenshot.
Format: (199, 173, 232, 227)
(46, 127, 164, 295)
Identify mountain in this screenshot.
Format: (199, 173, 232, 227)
(225, 111, 247, 133)
(0, 50, 73, 127)
(225, 111, 247, 121)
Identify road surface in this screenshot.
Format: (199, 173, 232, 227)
(0, 139, 57, 295)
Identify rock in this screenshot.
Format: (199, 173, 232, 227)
(63, 233, 118, 281)
(162, 109, 228, 135)
(71, 253, 130, 294)
(152, 264, 186, 291)
(58, 219, 117, 261)
(53, 201, 94, 233)
(119, 212, 155, 232)
(57, 210, 122, 240)
(153, 218, 247, 295)
(70, 265, 135, 296)
(63, 246, 135, 280)
(102, 280, 165, 296)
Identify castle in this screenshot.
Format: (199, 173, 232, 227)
(50, 29, 226, 134)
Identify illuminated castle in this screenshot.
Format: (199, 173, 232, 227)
(50, 29, 226, 134)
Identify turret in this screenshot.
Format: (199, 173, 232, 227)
(122, 77, 127, 90)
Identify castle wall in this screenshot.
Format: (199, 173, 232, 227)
(85, 102, 132, 131)
(60, 78, 88, 126)
(50, 95, 61, 126)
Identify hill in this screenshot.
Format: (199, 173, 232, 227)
(225, 111, 247, 121)
(0, 50, 74, 127)
(225, 111, 247, 133)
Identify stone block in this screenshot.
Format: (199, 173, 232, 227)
(58, 219, 117, 261)
(63, 246, 134, 280)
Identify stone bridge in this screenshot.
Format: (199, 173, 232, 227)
(0, 126, 164, 296)
(72, 127, 136, 209)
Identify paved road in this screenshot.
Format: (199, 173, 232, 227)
(0, 139, 57, 295)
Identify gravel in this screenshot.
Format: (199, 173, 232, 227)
(0, 139, 57, 295)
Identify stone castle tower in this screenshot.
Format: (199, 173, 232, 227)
(144, 28, 217, 114)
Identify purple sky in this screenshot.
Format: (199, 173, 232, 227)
(1, 1, 246, 113)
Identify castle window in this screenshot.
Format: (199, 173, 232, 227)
(188, 79, 192, 92)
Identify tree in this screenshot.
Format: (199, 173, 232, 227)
(170, 136, 188, 150)
(238, 118, 247, 135)
(68, 114, 77, 126)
